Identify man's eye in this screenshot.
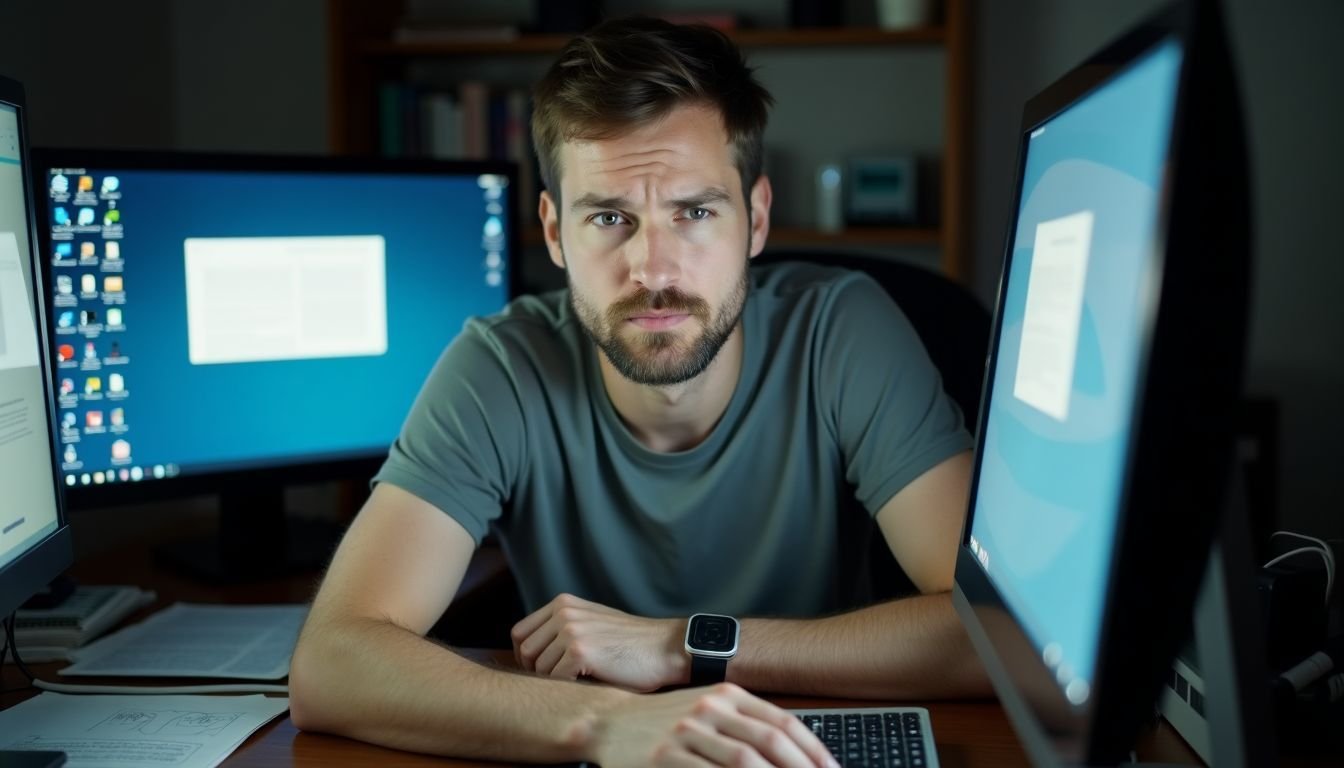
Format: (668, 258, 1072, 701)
(686, 207, 711, 221)
(594, 212, 626, 227)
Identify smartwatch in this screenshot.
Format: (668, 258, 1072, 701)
(684, 613, 739, 685)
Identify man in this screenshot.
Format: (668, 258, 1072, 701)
(291, 17, 987, 767)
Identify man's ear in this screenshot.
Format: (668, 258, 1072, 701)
(539, 190, 565, 269)
(747, 175, 772, 259)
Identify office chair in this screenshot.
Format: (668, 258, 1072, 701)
(753, 250, 992, 606)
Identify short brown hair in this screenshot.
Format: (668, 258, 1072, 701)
(531, 17, 774, 209)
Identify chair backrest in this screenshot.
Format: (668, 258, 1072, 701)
(753, 250, 993, 605)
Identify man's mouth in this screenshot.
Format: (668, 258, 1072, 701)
(626, 312, 690, 331)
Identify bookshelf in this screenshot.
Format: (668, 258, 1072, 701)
(326, 0, 971, 282)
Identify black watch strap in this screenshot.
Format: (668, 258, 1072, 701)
(690, 654, 728, 686)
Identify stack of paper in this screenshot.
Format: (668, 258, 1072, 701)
(0, 693, 289, 768)
(11, 585, 156, 663)
(61, 603, 308, 679)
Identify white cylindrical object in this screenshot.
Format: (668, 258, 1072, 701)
(877, 0, 933, 30)
(816, 163, 844, 233)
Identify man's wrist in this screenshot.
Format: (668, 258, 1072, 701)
(570, 685, 636, 763)
(665, 617, 692, 686)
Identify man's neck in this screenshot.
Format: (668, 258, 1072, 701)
(597, 324, 744, 454)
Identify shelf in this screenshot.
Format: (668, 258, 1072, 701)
(522, 226, 940, 248)
(360, 26, 945, 58)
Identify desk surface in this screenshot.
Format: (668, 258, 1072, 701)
(1, 537, 1202, 767)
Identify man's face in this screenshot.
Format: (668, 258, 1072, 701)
(541, 103, 769, 387)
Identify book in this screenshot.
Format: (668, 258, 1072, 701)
(10, 584, 156, 662)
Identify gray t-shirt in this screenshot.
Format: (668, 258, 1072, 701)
(374, 261, 972, 618)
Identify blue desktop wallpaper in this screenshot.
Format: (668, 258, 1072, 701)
(968, 39, 1182, 703)
(45, 168, 511, 482)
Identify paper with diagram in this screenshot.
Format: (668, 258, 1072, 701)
(0, 693, 289, 768)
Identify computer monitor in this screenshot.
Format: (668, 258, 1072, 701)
(0, 75, 73, 621)
(28, 149, 518, 581)
(952, 1, 1266, 765)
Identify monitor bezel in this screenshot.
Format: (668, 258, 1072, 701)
(27, 148, 523, 512)
(0, 74, 74, 618)
(951, 0, 1252, 764)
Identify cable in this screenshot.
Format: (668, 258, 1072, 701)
(1271, 530, 1336, 572)
(1265, 531, 1335, 605)
(2, 614, 37, 683)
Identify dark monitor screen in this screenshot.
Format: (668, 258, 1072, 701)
(31, 153, 515, 494)
(0, 76, 73, 619)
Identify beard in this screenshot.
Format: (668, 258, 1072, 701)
(569, 258, 750, 387)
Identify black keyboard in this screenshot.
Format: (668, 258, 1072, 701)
(795, 709, 934, 768)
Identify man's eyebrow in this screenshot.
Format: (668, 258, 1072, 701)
(665, 188, 733, 210)
(568, 187, 734, 213)
(570, 193, 630, 213)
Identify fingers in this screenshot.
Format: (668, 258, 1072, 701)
(728, 692, 836, 768)
(534, 625, 573, 676)
(675, 716, 774, 768)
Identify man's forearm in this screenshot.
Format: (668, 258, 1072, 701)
(725, 592, 992, 700)
(289, 615, 629, 763)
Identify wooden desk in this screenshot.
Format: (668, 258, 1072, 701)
(2, 543, 1201, 767)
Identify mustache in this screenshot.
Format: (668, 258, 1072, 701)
(607, 287, 711, 324)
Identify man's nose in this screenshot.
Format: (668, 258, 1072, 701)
(626, 223, 681, 294)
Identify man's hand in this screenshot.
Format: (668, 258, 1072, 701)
(511, 593, 687, 691)
(590, 683, 839, 768)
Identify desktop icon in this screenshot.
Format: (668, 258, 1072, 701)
(106, 307, 123, 326)
(61, 412, 76, 430)
(105, 241, 120, 259)
(110, 408, 125, 426)
(80, 274, 96, 294)
(101, 176, 120, 195)
(60, 378, 74, 396)
(118, 468, 130, 482)
(53, 207, 70, 226)
(77, 207, 95, 226)
(51, 174, 69, 194)
(484, 216, 503, 238)
(109, 341, 121, 357)
(77, 175, 94, 192)
(56, 275, 73, 294)
(130, 466, 143, 481)
(57, 344, 75, 362)
(63, 445, 76, 464)
(86, 410, 104, 428)
(103, 209, 121, 226)
(112, 440, 131, 461)
(66, 476, 76, 487)
(108, 373, 125, 393)
(85, 376, 101, 395)
(80, 310, 98, 325)
(54, 242, 72, 259)
(104, 276, 124, 293)
(80, 474, 91, 486)
(80, 241, 96, 259)
(93, 472, 105, 485)
(153, 465, 165, 480)
(84, 342, 97, 360)
(57, 311, 74, 328)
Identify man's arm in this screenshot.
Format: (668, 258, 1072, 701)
(289, 483, 837, 767)
(516, 452, 992, 699)
(727, 451, 989, 699)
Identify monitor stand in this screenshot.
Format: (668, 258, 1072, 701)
(153, 485, 344, 584)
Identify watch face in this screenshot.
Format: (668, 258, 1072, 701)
(690, 614, 737, 653)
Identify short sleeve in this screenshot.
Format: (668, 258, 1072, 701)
(372, 321, 527, 544)
(816, 273, 973, 514)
